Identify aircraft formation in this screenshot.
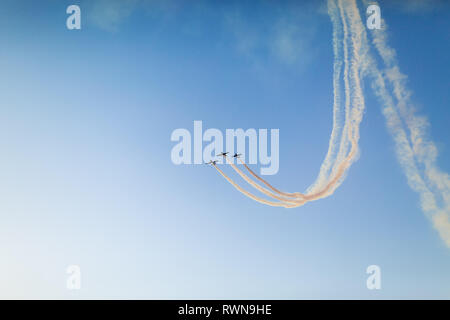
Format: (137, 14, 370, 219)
(205, 153, 241, 166)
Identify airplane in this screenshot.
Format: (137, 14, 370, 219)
(205, 160, 218, 165)
(232, 153, 242, 158)
(216, 152, 229, 157)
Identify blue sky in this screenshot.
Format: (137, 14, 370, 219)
(0, 0, 449, 299)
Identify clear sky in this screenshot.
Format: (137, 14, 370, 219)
(0, 0, 449, 299)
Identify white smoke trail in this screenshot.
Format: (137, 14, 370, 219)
(329, 0, 353, 187)
(307, 0, 366, 199)
(358, 0, 450, 247)
(307, 0, 346, 193)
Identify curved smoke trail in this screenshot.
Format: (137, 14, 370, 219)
(213, 0, 366, 208)
(222, 156, 307, 204)
(211, 0, 450, 247)
(237, 157, 305, 198)
(212, 164, 297, 208)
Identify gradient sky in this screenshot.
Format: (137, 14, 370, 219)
(0, 0, 449, 299)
